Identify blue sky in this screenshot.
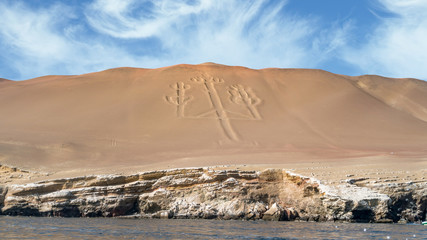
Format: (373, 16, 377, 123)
(1, 0, 426, 80)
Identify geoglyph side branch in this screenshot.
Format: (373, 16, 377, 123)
(165, 82, 193, 118)
(228, 84, 262, 120)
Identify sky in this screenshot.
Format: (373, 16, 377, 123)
(0, 0, 426, 81)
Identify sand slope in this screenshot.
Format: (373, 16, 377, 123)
(0, 63, 426, 172)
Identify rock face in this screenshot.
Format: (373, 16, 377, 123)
(0, 168, 425, 223)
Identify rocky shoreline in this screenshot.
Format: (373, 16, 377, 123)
(0, 168, 425, 223)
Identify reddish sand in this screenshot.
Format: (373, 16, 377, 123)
(0, 63, 426, 183)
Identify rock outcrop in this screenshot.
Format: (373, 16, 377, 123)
(0, 168, 425, 223)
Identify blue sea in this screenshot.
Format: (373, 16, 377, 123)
(0, 216, 425, 239)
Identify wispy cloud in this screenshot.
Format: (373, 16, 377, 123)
(85, 0, 349, 69)
(85, 0, 215, 38)
(342, 0, 427, 80)
(0, 1, 143, 79)
(0, 0, 366, 80)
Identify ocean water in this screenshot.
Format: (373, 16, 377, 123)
(0, 216, 425, 239)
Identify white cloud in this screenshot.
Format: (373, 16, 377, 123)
(0, 1, 144, 79)
(342, 0, 427, 80)
(2, 0, 426, 80)
(85, 0, 349, 69)
(85, 0, 215, 38)
(0, 0, 351, 79)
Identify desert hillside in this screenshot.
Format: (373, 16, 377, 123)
(1, 63, 427, 173)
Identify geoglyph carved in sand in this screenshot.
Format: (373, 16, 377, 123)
(228, 84, 262, 120)
(165, 74, 262, 141)
(165, 82, 193, 118)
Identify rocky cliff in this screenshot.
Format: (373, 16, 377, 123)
(0, 168, 425, 223)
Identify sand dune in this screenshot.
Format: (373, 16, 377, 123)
(349, 75, 427, 122)
(0, 63, 426, 174)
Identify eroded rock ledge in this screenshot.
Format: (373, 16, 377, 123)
(0, 168, 425, 223)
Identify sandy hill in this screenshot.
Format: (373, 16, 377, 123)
(0, 63, 427, 174)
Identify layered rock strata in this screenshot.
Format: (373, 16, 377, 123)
(0, 168, 425, 223)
